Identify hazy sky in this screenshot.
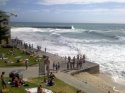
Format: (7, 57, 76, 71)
(0, 0, 125, 23)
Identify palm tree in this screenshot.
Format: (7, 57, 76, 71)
(0, 10, 10, 44)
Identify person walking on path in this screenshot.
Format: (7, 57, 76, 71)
(25, 59, 29, 70)
(0, 72, 7, 89)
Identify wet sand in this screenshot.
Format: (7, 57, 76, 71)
(74, 72, 125, 93)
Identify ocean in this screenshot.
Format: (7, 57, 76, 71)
(11, 22, 125, 84)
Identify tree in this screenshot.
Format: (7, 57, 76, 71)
(0, 10, 10, 44)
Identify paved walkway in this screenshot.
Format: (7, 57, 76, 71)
(0, 67, 39, 78)
(0, 66, 108, 93)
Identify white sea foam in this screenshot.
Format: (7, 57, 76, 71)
(11, 27, 125, 84)
(117, 36, 125, 41)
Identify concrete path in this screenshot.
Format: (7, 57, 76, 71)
(0, 66, 108, 93)
(0, 67, 39, 78)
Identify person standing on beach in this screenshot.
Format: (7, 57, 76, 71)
(0, 72, 7, 89)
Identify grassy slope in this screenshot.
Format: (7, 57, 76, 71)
(0, 48, 78, 93)
(0, 77, 77, 93)
(31, 77, 77, 93)
(0, 48, 38, 67)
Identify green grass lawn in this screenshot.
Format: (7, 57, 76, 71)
(0, 77, 78, 93)
(0, 77, 37, 93)
(31, 77, 77, 93)
(0, 47, 39, 67)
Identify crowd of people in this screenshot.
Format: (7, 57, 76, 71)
(9, 75, 25, 87)
(0, 71, 26, 88)
(12, 38, 47, 55)
(52, 62, 60, 72)
(12, 38, 33, 50)
(65, 54, 86, 70)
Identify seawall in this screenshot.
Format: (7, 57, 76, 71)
(71, 61, 100, 75)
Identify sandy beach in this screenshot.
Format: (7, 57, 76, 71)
(73, 72, 125, 93)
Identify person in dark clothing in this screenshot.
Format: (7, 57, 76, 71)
(53, 62, 55, 70)
(72, 56, 76, 69)
(57, 62, 60, 70)
(0, 72, 7, 89)
(25, 59, 28, 70)
(0, 89, 3, 93)
(47, 72, 55, 86)
(55, 64, 58, 73)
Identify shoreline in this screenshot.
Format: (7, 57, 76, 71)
(73, 72, 125, 93)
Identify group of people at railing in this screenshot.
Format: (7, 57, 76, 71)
(66, 54, 86, 70)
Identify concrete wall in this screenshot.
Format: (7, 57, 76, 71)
(71, 64, 100, 75)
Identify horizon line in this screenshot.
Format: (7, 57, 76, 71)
(11, 21, 125, 24)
